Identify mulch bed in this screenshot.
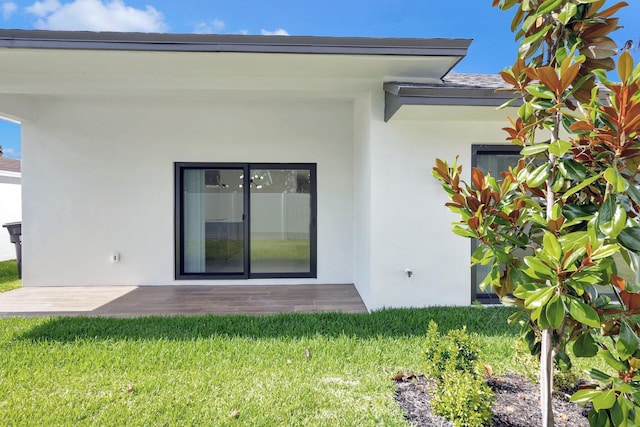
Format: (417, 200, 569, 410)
(394, 374, 590, 426)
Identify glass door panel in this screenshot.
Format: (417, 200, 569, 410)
(473, 149, 522, 301)
(249, 168, 312, 274)
(183, 168, 245, 274)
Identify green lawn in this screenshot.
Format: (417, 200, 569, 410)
(0, 307, 525, 426)
(0, 259, 20, 292)
(205, 239, 310, 261)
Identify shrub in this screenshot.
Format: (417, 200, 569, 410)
(425, 321, 493, 427)
(424, 320, 481, 378)
(431, 369, 494, 427)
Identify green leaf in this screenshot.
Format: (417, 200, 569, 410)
(556, 348, 572, 371)
(571, 273, 605, 286)
(599, 349, 628, 372)
(616, 320, 640, 360)
(543, 231, 562, 260)
(567, 297, 600, 327)
(558, 2, 577, 24)
(559, 231, 589, 252)
(588, 410, 612, 427)
(452, 226, 477, 238)
(535, 305, 551, 329)
(536, 0, 563, 14)
(611, 400, 629, 427)
(526, 163, 551, 188)
(605, 167, 630, 193)
(546, 295, 564, 328)
(618, 227, 640, 253)
(592, 389, 617, 411)
(518, 101, 534, 121)
(523, 256, 555, 280)
(526, 85, 556, 99)
(571, 388, 604, 405)
(507, 310, 523, 325)
(520, 144, 550, 156)
(524, 286, 555, 309)
(591, 244, 621, 260)
(521, 23, 553, 47)
(562, 172, 603, 200)
(549, 139, 572, 157)
(589, 368, 613, 382)
(558, 159, 587, 180)
(563, 204, 596, 222)
(574, 332, 598, 357)
(598, 197, 627, 239)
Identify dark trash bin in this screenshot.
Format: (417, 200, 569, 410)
(3, 221, 21, 278)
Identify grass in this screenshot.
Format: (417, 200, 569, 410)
(204, 239, 309, 261)
(0, 259, 20, 292)
(0, 306, 525, 426)
(0, 261, 608, 425)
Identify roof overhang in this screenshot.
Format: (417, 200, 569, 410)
(383, 81, 522, 121)
(0, 30, 473, 105)
(0, 29, 471, 57)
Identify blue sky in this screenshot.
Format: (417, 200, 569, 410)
(1, 0, 639, 159)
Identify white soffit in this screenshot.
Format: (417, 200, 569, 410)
(0, 30, 471, 97)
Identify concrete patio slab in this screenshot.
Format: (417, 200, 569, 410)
(0, 284, 368, 317)
(0, 286, 137, 313)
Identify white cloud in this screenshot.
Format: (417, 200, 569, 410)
(26, 0, 168, 32)
(193, 18, 225, 34)
(261, 28, 289, 36)
(2, 2, 17, 20)
(26, 0, 59, 17)
(1, 147, 21, 159)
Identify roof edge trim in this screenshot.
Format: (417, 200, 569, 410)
(0, 29, 472, 56)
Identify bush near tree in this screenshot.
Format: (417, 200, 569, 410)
(433, 1, 640, 426)
(425, 321, 494, 427)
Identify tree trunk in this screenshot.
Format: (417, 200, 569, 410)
(541, 116, 560, 426)
(540, 327, 555, 427)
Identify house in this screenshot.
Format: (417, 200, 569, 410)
(0, 29, 517, 310)
(0, 156, 21, 261)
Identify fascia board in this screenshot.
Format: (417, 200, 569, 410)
(0, 30, 472, 57)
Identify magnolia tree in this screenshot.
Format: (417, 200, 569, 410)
(433, 1, 640, 426)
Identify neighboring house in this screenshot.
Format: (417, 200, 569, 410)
(0, 157, 21, 261)
(0, 29, 517, 310)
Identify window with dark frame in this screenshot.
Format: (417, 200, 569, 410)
(471, 145, 522, 303)
(175, 163, 317, 280)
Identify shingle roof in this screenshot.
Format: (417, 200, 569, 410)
(0, 157, 20, 173)
(443, 73, 510, 89)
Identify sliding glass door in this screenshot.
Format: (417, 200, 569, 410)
(182, 167, 246, 275)
(249, 168, 313, 274)
(176, 163, 316, 279)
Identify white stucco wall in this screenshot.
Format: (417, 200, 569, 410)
(14, 90, 518, 311)
(361, 104, 514, 310)
(21, 95, 355, 287)
(0, 174, 21, 261)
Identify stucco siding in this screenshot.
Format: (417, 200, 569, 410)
(21, 95, 355, 287)
(363, 105, 514, 310)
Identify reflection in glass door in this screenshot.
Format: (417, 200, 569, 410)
(182, 167, 245, 274)
(250, 168, 312, 274)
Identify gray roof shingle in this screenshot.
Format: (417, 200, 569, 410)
(0, 157, 20, 173)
